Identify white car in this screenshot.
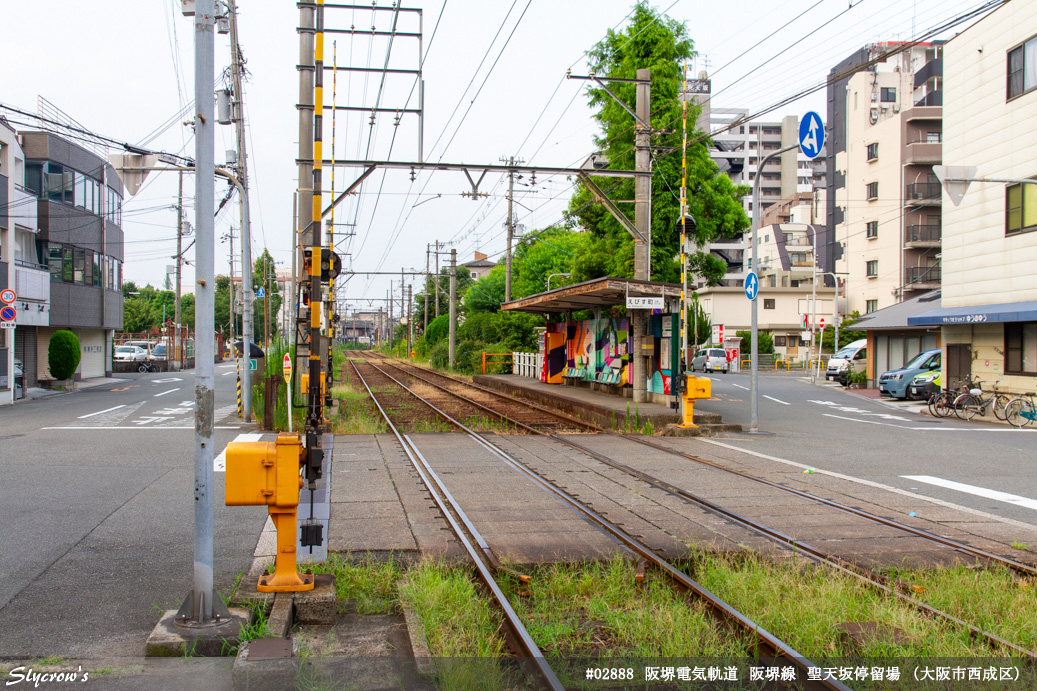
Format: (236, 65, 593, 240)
(690, 348, 729, 374)
(114, 345, 148, 362)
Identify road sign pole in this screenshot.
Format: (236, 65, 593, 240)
(751, 142, 797, 434)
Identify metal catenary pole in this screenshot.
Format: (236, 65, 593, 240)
(750, 142, 797, 433)
(175, 170, 183, 371)
(423, 245, 430, 334)
(448, 249, 456, 369)
(632, 68, 651, 404)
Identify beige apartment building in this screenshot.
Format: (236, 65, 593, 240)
(833, 42, 944, 318)
(907, 1, 1037, 393)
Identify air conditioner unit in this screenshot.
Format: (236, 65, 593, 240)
(871, 93, 879, 102)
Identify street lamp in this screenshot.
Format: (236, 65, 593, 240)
(547, 273, 571, 291)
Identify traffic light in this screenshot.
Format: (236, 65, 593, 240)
(802, 314, 809, 329)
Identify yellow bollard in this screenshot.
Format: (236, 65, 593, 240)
(678, 375, 711, 428)
(225, 433, 314, 592)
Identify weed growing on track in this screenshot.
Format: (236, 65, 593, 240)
(330, 381, 387, 434)
(891, 565, 1037, 652)
(687, 552, 992, 657)
(310, 555, 402, 614)
(505, 558, 749, 658)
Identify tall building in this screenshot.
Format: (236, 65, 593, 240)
(828, 42, 944, 316)
(908, 2, 1037, 393)
(14, 131, 125, 387)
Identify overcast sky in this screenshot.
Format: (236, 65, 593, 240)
(0, 0, 990, 314)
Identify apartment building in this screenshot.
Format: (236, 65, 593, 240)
(907, 1, 1037, 393)
(829, 42, 945, 317)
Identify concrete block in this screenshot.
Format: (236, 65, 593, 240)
(293, 573, 337, 625)
(145, 608, 250, 658)
(400, 592, 435, 678)
(267, 593, 294, 637)
(232, 639, 299, 691)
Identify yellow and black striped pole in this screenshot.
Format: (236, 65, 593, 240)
(680, 61, 689, 371)
(327, 40, 337, 390)
(236, 363, 242, 417)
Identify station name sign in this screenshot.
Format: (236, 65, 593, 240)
(626, 296, 664, 310)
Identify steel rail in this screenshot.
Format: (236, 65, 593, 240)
(360, 357, 851, 690)
(365, 355, 1036, 657)
(347, 359, 564, 690)
(375, 354, 1037, 579)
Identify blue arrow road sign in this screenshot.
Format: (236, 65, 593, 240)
(256, 286, 265, 299)
(744, 271, 759, 301)
(798, 111, 825, 160)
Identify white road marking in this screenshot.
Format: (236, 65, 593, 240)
(903, 475, 1037, 512)
(730, 383, 749, 391)
(43, 426, 241, 430)
(823, 413, 1037, 431)
(152, 377, 182, 383)
(221, 371, 235, 376)
(697, 438, 1037, 532)
(78, 405, 125, 419)
(214, 432, 265, 472)
(763, 395, 790, 405)
(154, 388, 181, 397)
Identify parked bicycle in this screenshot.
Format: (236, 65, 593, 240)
(1005, 392, 1037, 428)
(138, 360, 158, 373)
(952, 380, 1011, 421)
(928, 375, 978, 418)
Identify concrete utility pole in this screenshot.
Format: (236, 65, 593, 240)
(388, 287, 393, 353)
(407, 284, 413, 356)
(448, 249, 456, 369)
(177, 0, 225, 628)
(632, 67, 652, 404)
(228, 0, 253, 421)
(423, 245, 430, 333)
(264, 254, 271, 350)
(502, 156, 522, 302)
(175, 170, 184, 371)
(228, 227, 235, 349)
(296, 1, 315, 400)
(434, 241, 441, 318)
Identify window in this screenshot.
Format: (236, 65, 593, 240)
(926, 131, 941, 143)
(880, 87, 897, 102)
(866, 143, 878, 161)
(866, 182, 878, 200)
(92, 253, 102, 287)
(866, 260, 878, 277)
(774, 336, 787, 347)
(1006, 180, 1037, 235)
(768, 274, 776, 288)
(1008, 36, 1037, 100)
(48, 243, 63, 281)
(62, 246, 74, 282)
(764, 298, 775, 310)
(866, 221, 878, 238)
(470, 271, 478, 279)
(1006, 322, 1037, 374)
(74, 172, 85, 208)
(74, 247, 86, 284)
(866, 299, 878, 313)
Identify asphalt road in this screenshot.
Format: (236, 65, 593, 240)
(0, 362, 267, 658)
(695, 370, 1037, 529)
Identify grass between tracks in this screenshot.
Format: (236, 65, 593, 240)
(329, 381, 387, 434)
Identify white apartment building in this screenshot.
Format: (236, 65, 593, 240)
(832, 42, 944, 318)
(907, 2, 1037, 393)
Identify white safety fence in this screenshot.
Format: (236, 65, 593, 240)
(513, 351, 541, 379)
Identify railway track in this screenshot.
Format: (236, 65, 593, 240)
(354, 352, 1037, 658)
(348, 356, 854, 690)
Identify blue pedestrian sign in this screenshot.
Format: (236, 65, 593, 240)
(798, 111, 825, 160)
(256, 286, 265, 299)
(744, 271, 759, 301)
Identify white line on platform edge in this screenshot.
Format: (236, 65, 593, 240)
(763, 395, 789, 405)
(696, 438, 1037, 533)
(154, 388, 180, 397)
(902, 476, 1037, 512)
(214, 432, 264, 472)
(77, 405, 125, 419)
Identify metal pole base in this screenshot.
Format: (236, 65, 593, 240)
(173, 588, 234, 629)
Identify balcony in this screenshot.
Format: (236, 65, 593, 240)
(913, 58, 943, 89)
(905, 182, 941, 205)
(905, 224, 941, 248)
(10, 184, 38, 231)
(905, 264, 941, 289)
(13, 261, 51, 326)
(904, 140, 941, 165)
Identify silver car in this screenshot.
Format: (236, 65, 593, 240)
(114, 345, 148, 362)
(690, 348, 729, 374)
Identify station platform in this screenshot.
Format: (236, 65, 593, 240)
(472, 373, 741, 434)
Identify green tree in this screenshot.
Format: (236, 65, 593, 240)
(215, 276, 232, 335)
(48, 330, 81, 381)
(252, 249, 282, 345)
(736, 330, 775, 355)
(566, 2, 749, 285)
(414, 266, 473, 328)
(464, 266, 506, 314)
(823, 311, 867, 352)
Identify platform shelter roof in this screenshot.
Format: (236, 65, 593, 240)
(500, 276, 682, 315)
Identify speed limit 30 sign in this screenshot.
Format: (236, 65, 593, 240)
(0, 289, 16, 304)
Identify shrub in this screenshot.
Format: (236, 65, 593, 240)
(735, 330, 775, 355)
(49, 330, 81, 381)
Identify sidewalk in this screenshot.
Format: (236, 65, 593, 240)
(21, 376, 125, 401)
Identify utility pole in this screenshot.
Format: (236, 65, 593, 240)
(448, 249, 456, 369)
(502, 156, 522, 302)
(264, 254, 271, 351)
(388, 287, 393, 353)
(423, 245, 430, 334)
(407, 284, 413, 356)
(296, 1, 314, 405)
(632, 68, 652, 404)
(175, 170, 184, 371)
(228, 0, 253, 421)
(228, 227, 235, 349)
(177, 0, 225, 628)
(434, 241, 440, 318)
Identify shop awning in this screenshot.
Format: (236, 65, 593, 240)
(501, 276, 683, 314)
(907, 300, 1037, 326)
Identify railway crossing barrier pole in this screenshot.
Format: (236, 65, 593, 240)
(236, 365, 242, 416)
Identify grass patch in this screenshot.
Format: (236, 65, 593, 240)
(505, 558, 748, 659)
(688, 551, 991, 657)
(892, 565, 1037, 652)
(463, 416, 515, 434)
(1012, 541, 1030, 551)
(398, 560, 515, 691)
(330, 381, 387, 435)
(414, 419, 452, 433)
(309, 554, 402, 614)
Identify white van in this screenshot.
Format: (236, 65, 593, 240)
(825, 339, 867, 384)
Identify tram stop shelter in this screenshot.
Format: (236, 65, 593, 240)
(501, 277, 687, 405)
